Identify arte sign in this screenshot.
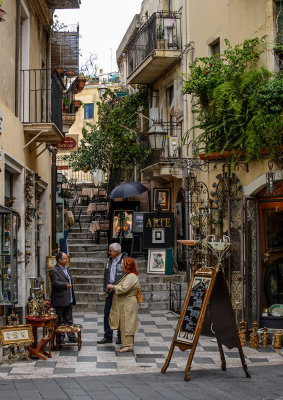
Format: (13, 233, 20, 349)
(57, 136, 77, 151)
(143, 213, 174, 248)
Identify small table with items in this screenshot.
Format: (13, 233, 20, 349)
(55, 324, 82, 351)
(25, 315, 58, 360)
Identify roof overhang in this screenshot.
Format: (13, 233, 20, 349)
(46, 0, 81, 9)
(141, 161, 183, 181)
(23, 123, 64, 147)
(127, 49, 181, 84)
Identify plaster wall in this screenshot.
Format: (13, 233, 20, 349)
(0, 0, 53, 311)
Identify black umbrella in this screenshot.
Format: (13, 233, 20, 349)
(109, 182, 149, 199)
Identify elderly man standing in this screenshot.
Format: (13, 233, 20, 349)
(50, 251, 77, 343)
(97, 243, 127, 344)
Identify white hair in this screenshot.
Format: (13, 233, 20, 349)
(109, 242, 121, 253)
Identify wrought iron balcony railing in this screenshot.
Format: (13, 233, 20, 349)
(20, 69, 63, 132)
(127, 11, 182, 77)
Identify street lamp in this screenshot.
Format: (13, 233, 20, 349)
(266, 160, 275, 194)
(98, 83, 107, 99)
(147, 121, 166, 151)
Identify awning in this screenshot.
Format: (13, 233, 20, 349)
(23, 123, 64, 148)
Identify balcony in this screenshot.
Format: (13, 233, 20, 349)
(127, 11, 182, 84)
(21, 69, 64, 146)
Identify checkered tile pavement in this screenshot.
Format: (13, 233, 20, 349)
(0, 310, 282, 379)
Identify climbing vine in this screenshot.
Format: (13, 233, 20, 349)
(182, 36, 283, 163)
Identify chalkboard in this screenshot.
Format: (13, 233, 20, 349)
(161, 266, 250, 381)
(177, 276, 212, 344)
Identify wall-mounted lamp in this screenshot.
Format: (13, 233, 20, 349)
(27, 205, 37, 218)
(266, 160, 275, 194)
(98, 83, 107, 99)
(147, 122, 166, 151)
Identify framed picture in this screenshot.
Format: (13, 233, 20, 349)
(0, 324, 33, 346)
(152, 228, 165, 244)
(153, 189, 171, 211)
(112, 210, 133, 239)
(147, 249, 166, 274)
(132, 212, 145, 233)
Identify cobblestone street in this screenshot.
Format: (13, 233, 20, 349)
(0, 311, 282, 399)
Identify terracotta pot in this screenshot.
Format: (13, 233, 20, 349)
(199, 144, 283, 161)
(65, 70, 76, 78)
(73, 100, 81, 108)
(0, 9, 7, 22)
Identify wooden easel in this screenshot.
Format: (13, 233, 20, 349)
(161, 264, 251, 381)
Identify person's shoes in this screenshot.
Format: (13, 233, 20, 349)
(97, 337, 112, 344)
(115, 337, 121, 344)
(119, 346, 133, 352)
(69, 337, 78, 343)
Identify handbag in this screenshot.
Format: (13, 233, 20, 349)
(136, 285, 143, 303)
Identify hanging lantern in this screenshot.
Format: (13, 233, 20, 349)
(266, 160, 275, 194)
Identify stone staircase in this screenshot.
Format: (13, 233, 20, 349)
(68, 204, 187, 312)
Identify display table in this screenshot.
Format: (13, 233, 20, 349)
(25, 315, 58, 360)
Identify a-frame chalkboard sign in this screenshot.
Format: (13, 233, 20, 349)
(161, 261, 251, 381)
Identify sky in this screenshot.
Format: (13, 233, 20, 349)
(55, 0, 142, 74)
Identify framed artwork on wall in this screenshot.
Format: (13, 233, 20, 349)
(147, 249, 166, 274)
(153, 189, 171, 211)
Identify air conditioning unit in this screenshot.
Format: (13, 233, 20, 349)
(169, 136, 179, 157)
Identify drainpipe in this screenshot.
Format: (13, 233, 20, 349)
(48, 146, 58, 253)
(15, 0, 21, 117)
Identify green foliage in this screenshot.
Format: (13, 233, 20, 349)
(65, 88, 150, 178)
(182, 36, 283, 163)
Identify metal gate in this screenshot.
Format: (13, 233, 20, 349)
(228, 197, 259, 327)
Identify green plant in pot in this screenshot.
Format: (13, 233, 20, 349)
(182, 35, 283, 165)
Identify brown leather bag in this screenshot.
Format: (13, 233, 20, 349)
(136, 285, 143, 303)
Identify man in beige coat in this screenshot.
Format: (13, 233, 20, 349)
(108, 258, 139, 352)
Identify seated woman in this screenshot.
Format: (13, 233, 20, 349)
(108, 257, 139, 352)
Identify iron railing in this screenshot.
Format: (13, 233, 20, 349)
(56, 155, 93, 184)
(169, 282, 182, 314)
(20, 69, 64, 132)
(127, 11, 182, 77)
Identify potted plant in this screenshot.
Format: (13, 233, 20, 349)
(73, 99, 83, 111)
(156, 25, 167, 49)
(77, 74, 86, 90)
(0, 1, 7, 22)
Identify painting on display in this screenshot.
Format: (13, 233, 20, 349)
(153, 189, 171, 211)
(112, 210, 133, 239)
(147, 249, 166, 274)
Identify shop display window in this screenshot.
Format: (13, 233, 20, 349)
(0, 205, 18, 305)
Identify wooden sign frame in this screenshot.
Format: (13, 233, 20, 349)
(161, 264, 251, 381)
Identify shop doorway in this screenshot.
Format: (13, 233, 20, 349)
(259, 182, 283, 325)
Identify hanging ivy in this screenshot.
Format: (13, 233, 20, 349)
(182, 36, 283, 163)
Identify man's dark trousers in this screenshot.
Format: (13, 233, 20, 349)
(54, 304, 76, 340)
(104, 292, 120, 341)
